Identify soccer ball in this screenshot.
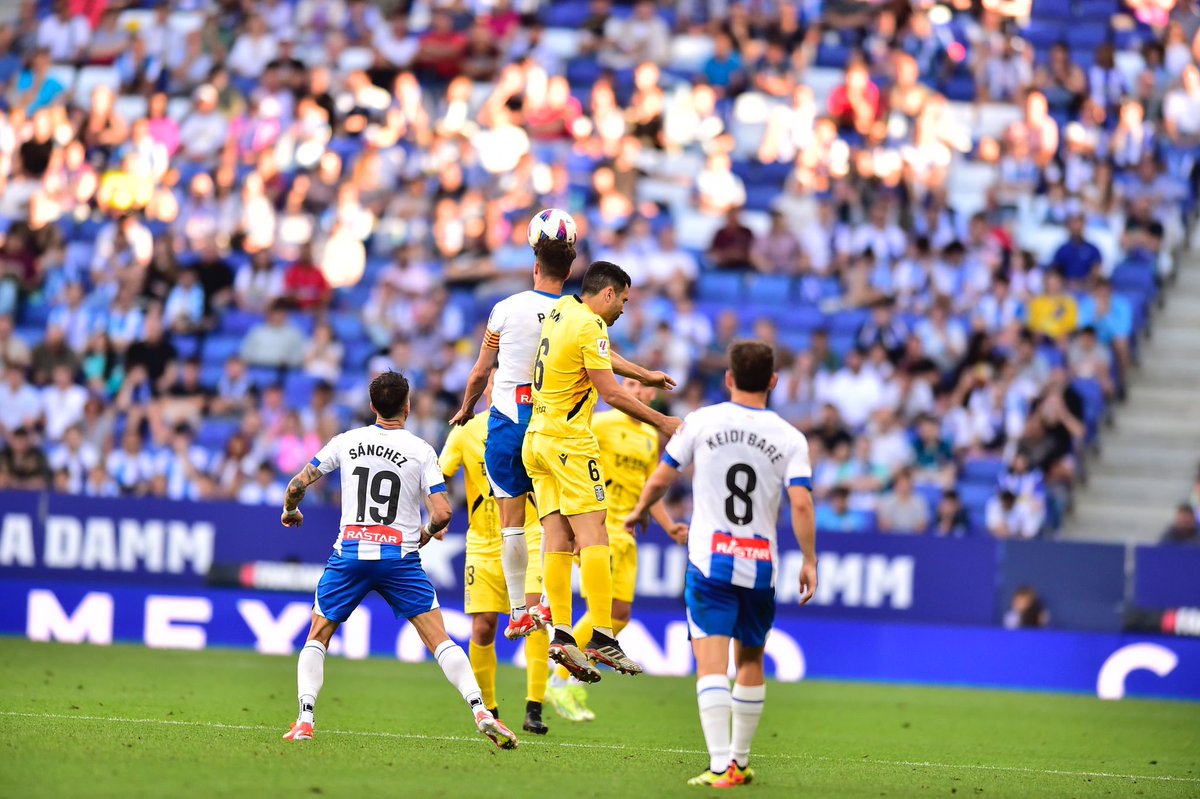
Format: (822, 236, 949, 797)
(527, 208, 578, 249)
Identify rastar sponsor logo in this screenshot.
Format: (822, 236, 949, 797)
(712, 533, 772, 561)
(342, 526, 403, 546)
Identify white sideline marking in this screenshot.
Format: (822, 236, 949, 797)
(2, 710, 1197, 785)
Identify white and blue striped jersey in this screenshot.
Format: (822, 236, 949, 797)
(310, 425, 446, 559)
(664, 402, 812, 589)
(483, 289, 561, 424)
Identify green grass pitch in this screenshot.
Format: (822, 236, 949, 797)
(1, 639, 1197, 798)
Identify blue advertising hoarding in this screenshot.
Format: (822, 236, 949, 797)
(1133, 545, 1200, 609)
(0, 491, 1000, 625)
(2, 578, 1197, 701)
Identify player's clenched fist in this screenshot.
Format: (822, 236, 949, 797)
(641, 370, 677, 390)
(280, 509, 304, 528)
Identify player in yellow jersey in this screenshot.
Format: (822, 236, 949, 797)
(522, 260, 682, 682)
(439, 377, 552, 736)
(545, 377, 689, 721)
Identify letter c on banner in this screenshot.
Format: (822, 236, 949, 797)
(1096, 643, 1178, 700)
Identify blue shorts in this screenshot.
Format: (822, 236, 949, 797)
(485, 409, 532, 499)
(684, 563, 776, 648)
(314, 553, 439, 622)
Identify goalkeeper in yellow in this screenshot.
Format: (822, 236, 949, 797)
(545, 377, 688, 721)
(522, 260, 682, 683)
(439, 374, 552, 736)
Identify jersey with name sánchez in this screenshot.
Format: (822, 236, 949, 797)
(484, 289, 561, 425)
(310, 424, 446, 560)
(663, 402, 812, 589)
(528, 294, 611, 440)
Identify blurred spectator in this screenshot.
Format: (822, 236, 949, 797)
(241, 302, 306, 368)
(0, 363, 42, 435)
(986, 489, 1040, 539)
(1050, 214, 1103, 288)
(36, 3, 89, 62)
(238, 461, 287, 505)
(303, 322, 344, 383)
(106, 427, 157, 496)
(933, 490, 970, 537)
(1066, 327, 1114, 401)
(877, 468, 931, 535)
(284, 243, 332, 311)
(820, 348, 885, 431)
(815, 486, 872, 533)
(707, 208, 755, 270)
(0, 427, 50, 490)
(0, 315, 31, 369)
(1027, 270, 1079, 343)
(1160, 504, 1200, 546)
(33, 325, 85, 386)
(49, 424, 99, 495)
(1003, 585, 1049, 629)
(600, 0, 668, 70)
(41, 364, 88, 442)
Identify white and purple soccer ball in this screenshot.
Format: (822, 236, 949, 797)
(527, 208, 578, 249)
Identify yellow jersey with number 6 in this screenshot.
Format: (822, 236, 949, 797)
(528, 294, 612, 440)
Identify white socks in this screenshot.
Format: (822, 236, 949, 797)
(696, 674, 732, 773)
(731, 683, 766, 768)
(500, 527, 528, 617)
(297, 639, 326, 724)
(434, 640, 485, 711)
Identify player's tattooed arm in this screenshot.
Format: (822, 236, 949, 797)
(281, 464, 324, 527)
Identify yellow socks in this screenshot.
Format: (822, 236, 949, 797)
(544, 551, 574, 637)
(613, 617, 628, 636)
(525, 627, 549, 703)
(579, 545, 614, 635)
(469, 641, 497, 710)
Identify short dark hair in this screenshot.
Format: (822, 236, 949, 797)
(581, 260, 631, 296)
(534, 238, 576, 281)
(369, 371, 410, 419)
(728, 340, 775, 393)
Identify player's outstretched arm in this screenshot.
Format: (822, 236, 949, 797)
(588, 366, 682, 437)
(610, 350, 677, 391)
(281, 464, 324, 528)
(788, 484, 818, 605)
(450, 343, 499, 426)
(626, 461, 679, 535)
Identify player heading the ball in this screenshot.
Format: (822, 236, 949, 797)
(523, 260, 683, 683)
(278, 371, 518, 750)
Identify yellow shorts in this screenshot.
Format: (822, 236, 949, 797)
(522, 431, 606, 518)
(464, 554, 506, 615)
(463, 525, 544, 615)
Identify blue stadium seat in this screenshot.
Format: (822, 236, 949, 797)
(328, 312, 366, 343)
(829, 332, 856, 357)
(541, 0, 590, 28)
(1065, 24, 1109, 52)
(697, 272, 743, 303)
(916, 484, 943, 517)
(744, 275, 795, 307)
(220, 310, 262, 336)
(1030, 0, 1073, 20)
(566, 58, 603, 87)
(779, 305, 826, 333)
(957, 482, 995, 513)
(203, 335, 243, 364)
(1020, 22, 1063, 50)
(1071, 377, 1106, 444)
(197, 419, 239, 451)
(247, 366, 283, 389)
(815, 43, 851, 70)
(344, 340, 381, 370)
(283, 372, 321, 408)
(174, 334, 201, 360)
(779, 330, 811, 354)
(827, 308, 870, 336)
(961, 458, 1005, 485)
(1074, 0, 1117, 18)
(943, 73, 976, 102)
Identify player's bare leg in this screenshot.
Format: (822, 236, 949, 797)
(542, 510, 600, 682)
(498, 496, 538, 639)
(283, 613, 338, 741)
(410, 608, 518, 749)
(688, 635, 734, 785)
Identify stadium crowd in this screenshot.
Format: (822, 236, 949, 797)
(0, 0, 1197, 540)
